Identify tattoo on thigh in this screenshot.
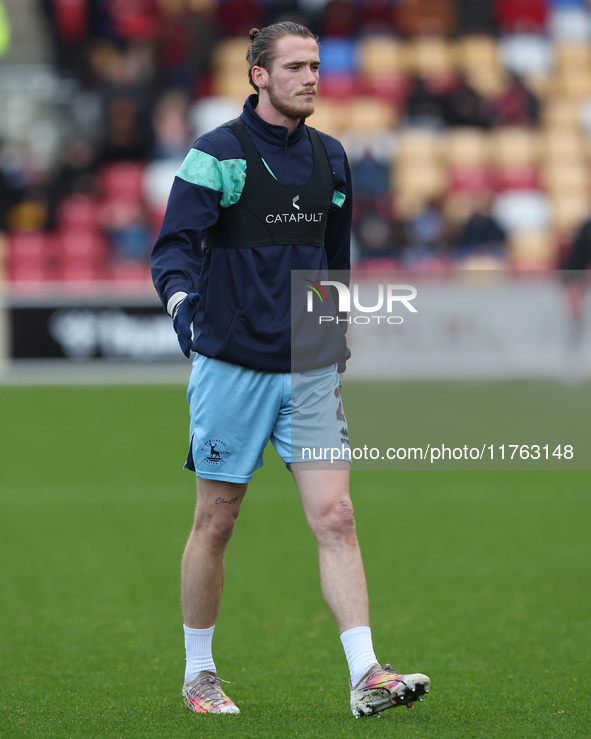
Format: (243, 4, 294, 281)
(215, 497, 239, 505)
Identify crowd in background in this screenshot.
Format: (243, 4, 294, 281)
(2, 0, 591, 284)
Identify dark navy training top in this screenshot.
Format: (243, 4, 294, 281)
(151, 94, 352, 372)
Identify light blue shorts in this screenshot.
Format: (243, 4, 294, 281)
(185, 354, 350, 482)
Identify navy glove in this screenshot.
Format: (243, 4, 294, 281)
(172, 293, 200, 358)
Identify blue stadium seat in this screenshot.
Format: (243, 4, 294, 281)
(317, 38, 357, 74)
(549, 0, 587, 7)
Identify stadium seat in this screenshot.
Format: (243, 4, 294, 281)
(317, 38, 357, 75)
(319, 72, 358, 100)
(494, 164, 541, 191)
(543, 97, 583, 129)
(8, 231, 56, 283)
(508, 230, 557, 269)
(191, 97, 243, 139)
(553, 41, 591, 70)
(492, 190, 551, 233)
(361, 73, 411, 105)
(551, 192, 591, 232)
(97, 162, 146, 203)
(395, 162, 447, 202)
(579, 99, 591, 136)
(143, 160, 181, 212)
(347, 97, 398, 132)
(549, 7, 591, 40)
(550, 0, 587, 7)
(456, 35, 500, 74)
(9, 261, 52, 284)
(356, 36, 409, 76)
(59, 260, 108, 283)
(495, 0, 548, 33)
(306, 99, 351, 139)
(448, 165, 492, 193)
(56, 194, 100, 231)
(408, 37, 456, 78)
(540, 129, 585, 163)
(397, 0, 457, 36)
(55, 228, 109, 269)
(110, 260, 152, 283)
(210, 68, 252, 101)
(456, 35, 506, 96)
(0, 234, 7, 283)
(489, 127, 540, 167)
(396, 128, 442, 164)
(499, 34, 553, 77)
(444, 128, 488, 167)
(212, 38, 252, 75)
(9, 231, 54, 263)
(543, 161, 590, 198)
(553, 70, 591, 99)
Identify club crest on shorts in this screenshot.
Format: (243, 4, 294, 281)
(201, 439, 229, 466)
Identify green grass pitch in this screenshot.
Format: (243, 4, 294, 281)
(0, 382, 589, 737)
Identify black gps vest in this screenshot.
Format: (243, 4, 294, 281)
(203, 119, 335, 250)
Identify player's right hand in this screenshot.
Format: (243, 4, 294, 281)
(172, 293, 200, 358)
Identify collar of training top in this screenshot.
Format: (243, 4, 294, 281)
(242, 94, 308, 147)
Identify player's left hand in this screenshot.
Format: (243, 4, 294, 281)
(172, 292, 200, 358)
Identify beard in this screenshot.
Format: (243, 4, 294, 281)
(267, 82, 316, 122)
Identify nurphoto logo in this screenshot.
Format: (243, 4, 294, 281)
(305, 280, 418, 325)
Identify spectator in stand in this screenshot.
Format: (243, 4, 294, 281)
(155, 0, 203, 92)
(350, 149, 391, 213)
(456, 0, 498, 35)
(39, 0, 97, 75)
(99, 0, 159, 42)
(322, 0, 359, 37)
(403, 198, 448, 265)
(354, 206, 404, 265)
(295, 0, 328, 36)
(263, 0, 308, 28)
(95, 95, 154, 165)
(495, 0, 548, 33)
(215, 0, 263, 37)
(490, 72, 540, 128)
(406, 75, 449, 129)
(47, 136, 98, 223)
(444, 74, 492, 129)
(185, 3, 218, 98)
(0, 141, 22, 231)
(396, 0, 457, 37)
(89, 40, 158, 166)
(358, 0, 395, 34)
(453, 191, 507, 263)
(150, 90, 191, 162)
(564, 217, 591, 271)
(561, 217, 591, 381)
(4, 167, 53, 232)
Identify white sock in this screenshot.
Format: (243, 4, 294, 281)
(340, 626, 379, 687)
(183, 624, 216, 683)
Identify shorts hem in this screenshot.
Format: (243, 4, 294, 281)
(193, 462, 262, 484)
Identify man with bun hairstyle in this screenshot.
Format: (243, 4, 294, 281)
(151, 21, 430, 718)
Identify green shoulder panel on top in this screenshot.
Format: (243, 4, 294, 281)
(332, 190, 346, 208)
(177, 149, 246, 207)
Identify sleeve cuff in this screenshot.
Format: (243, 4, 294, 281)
(167, 291, 188, 317)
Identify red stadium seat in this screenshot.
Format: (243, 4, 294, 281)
(448, 165, 493, 193)
(493, 165, 541, 191)
(55, 228, 109, 265)
(8, 232, 56, 282)
(56, 194, 100, 230)
(97, 162, 146, 203)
